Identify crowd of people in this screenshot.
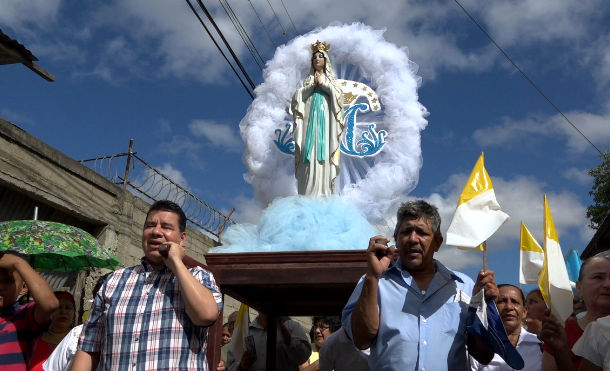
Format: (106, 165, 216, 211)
(1, 198, 608, 371)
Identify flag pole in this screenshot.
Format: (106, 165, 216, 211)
(483, 241, 487, 271)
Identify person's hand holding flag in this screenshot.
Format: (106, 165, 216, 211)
(473, 268, 499, 302)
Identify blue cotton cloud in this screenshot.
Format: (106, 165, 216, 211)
(209, 196, 378, 253)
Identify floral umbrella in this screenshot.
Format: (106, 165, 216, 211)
(0, 220, 122, 272)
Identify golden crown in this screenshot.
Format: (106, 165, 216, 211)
(311, 40, 330, 53)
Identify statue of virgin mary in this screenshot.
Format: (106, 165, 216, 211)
(290, 41, 344, 196)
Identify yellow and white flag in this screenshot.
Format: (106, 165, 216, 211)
(519, 222, 544, 285)
(446, 153, 509, 248)
(227, 303, 250, 365)
(538, 195, 573, 323)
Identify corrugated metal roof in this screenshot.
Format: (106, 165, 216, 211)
(0, 183, 104, 236)
(582, 214, 610, 259)
(0, 28, 37, 64)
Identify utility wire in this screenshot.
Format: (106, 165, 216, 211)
(279, 0, 297, 34)
(219, 0, 261, 68)
(265, 0, 288, 39)
(218, 0, 265, 69)
(195, 0, 256, 90)
(185, 0, 254, 99)
(219, 0, 265, 69)
(248, 0, 275, 46)
(453, 0, 603, 155)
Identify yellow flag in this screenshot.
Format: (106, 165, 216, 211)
(538, 195, 573, 322)
(457, 153, 493, 206)
(447, 153, 509, 248)
(519, 222, 544, 284)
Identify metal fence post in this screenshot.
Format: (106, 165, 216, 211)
(123, 139, 134, 189)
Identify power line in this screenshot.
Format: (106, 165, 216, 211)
(453, 0, 603, 155)
(219, 0, 265, 69)
(265, 0, 288, 40)
(248, 0, 275, 46)
(220, 0, 265, 68)
(195, 0, 257, 90)
(279, 0, 297, 34)
(185, 0, 254, 99)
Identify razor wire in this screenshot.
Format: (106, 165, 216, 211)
(80, 152, 234, 239)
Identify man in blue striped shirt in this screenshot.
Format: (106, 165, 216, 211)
(72, 200, 223, 371)
(342, 200, 497, 371)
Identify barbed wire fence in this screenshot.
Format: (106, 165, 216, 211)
(80, 140, 234, 242)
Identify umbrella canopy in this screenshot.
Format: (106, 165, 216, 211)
(0, 220, 122, 272)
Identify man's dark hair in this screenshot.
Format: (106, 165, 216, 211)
(222, 322, 234, 335)
(309, 315, 341, 341)
(498, 284, 525, 304)
(146, 200, 187, 233)
(393, 200, 442, 241)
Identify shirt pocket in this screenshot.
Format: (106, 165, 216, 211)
(441, 302, 462, 336)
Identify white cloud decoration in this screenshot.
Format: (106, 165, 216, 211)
(240, 22, 429, 224)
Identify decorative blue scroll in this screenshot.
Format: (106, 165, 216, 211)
(340, 104, 387, 157)
(275, 103, 386, 157)
(274, 123, 295, 155)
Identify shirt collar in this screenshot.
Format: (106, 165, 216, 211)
(388, 258, 465, 296)
(388, 258, 465, 283)
(434, 260, 466, 283)
(519, 327, 542, 345)
(140, 257, 168, 273)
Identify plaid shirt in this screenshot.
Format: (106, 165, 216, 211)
(79, 259, 222, 371)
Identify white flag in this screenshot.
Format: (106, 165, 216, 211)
(538, 195, 573, 323)
(519, 222, 544, 285)
(227, 303, 249, 366)
(447, 153, 509, 248)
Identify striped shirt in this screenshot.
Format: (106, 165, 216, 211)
(0, 302, 47, 371)
(79, 259, 223, 371)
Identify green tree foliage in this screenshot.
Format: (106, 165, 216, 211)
(586, 150, 610, 229)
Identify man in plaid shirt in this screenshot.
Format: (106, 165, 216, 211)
(72, 200, 223, 371)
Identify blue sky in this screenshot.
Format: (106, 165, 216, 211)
(1, 0, 608, 289)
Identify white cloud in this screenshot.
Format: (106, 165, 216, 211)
(127, 162, 191, 203)
(189, 119, 242, 152)
(156, 135, 205, 170)
(156, 163, 189, 188)
(95, 0, 238, 84)
(465, 0, 608, 84)
(157, 135, 201, 155)
(0, 0, 61, 36)
(473, 0, 601, 46)
(552, 111, 610, 154)
(4, 0, 606, 91)
(472, 111, 609, 155)
(27, 40, 87, 64)
(562, 167, 591, 186)
(229, 195, 265, 224)
(472, 115, 549, 147)
(89, 37, 142, 83)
